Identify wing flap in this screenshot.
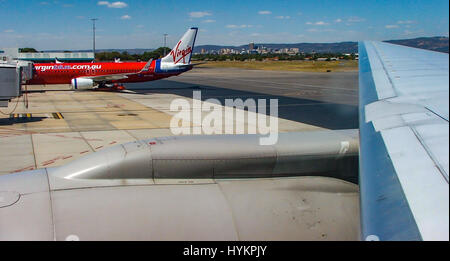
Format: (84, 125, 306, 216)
(81, 73, 130, 82)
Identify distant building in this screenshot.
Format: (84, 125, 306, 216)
(290, 48, 299, 54)
(0, 48, 94, 62)
(249, 42, 255, 50)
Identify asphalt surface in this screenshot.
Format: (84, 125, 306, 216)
(126, 67, 359, 130)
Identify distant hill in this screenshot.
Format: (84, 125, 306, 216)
(193, 36, 449, 54)
(41, 36, 448, 55)
(194, 42, 358, 54)
(385, 36, 449, 53)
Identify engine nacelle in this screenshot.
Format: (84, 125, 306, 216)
(71, 78, 94, 90)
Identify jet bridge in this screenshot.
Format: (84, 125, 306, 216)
(0, 61, 33, 107)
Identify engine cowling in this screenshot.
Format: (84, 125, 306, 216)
(71, 78, 94, 90)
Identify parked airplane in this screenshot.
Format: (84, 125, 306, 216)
(25, 27, 198, 90)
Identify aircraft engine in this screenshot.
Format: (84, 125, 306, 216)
(71, 78, 94, 90)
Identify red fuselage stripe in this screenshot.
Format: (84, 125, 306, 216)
(26, 61, 175, 85)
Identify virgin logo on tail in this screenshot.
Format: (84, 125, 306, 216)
(170, 41, 192, 64)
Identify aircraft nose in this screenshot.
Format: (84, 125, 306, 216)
(0, 169, 54, 240)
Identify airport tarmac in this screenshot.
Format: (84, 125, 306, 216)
(0, 67, 360, 240)
(0, 67, 359, 173)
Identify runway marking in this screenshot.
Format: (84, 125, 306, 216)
(42, 161, 55, 166)
(0, 127, 103, 141)
(12, 165, 35, 173)
(7, 113, 33, 120)
(38, 154, 77, 167)
(181, 77, 358, 94)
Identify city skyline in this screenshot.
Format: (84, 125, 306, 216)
(0, 0, 448, 50)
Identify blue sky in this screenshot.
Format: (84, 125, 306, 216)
(0, 0, 448, 50)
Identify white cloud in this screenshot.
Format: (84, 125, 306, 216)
(120, 14, 131, 20)
(403, 30, 413, 35)
(335, 18, 342, 23)
(402, 29, 424, 36)
(136, 24, 144, 28)
(226, 24, 253, 28)
(98, 1, 127, 8)
(4, 29, 14, 33)
(306, 21, 329, 26)
(307, 28, 336, 33)
(40, 1, 50, 5)
(110, 1, 127, 8)
(347, 16, 365, 23)
(258, 10, 271, 15)
(275, 16, 291, 20)
(202, 19, 216, 23)
(189, 11, 212, 18)
(398, 20, 415, 24)
(315, 21, 329, 25)
(385, 24, 399, 29)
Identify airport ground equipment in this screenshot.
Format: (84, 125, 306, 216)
(0, 64, 21, 107)
(0, 61, 33, 107)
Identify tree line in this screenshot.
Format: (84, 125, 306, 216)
(18, 47, 357, 61)
(95, 47, 171, 61)
(94, 51, 357, 62)
(191, 53, 357, 61)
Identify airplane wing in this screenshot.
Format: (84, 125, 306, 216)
(139, 58, 153, 72)
(81, 59, 154, 83)
(358, 41, 449, 241)
(81, 73, 132, 82)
